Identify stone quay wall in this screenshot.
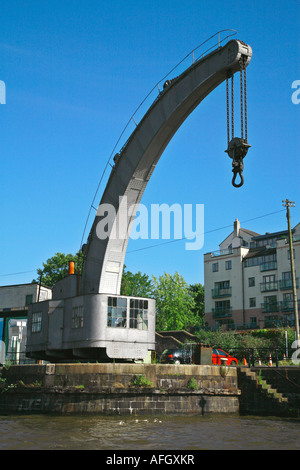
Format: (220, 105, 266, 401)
(0, 363, 240, 415)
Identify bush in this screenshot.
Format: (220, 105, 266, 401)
(194, 327, 295, 351)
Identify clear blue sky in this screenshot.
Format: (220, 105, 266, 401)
(0, 0, 299, 287)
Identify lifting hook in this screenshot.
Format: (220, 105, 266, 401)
(225, 137, 251, 188)
(225, 58, 250, 188)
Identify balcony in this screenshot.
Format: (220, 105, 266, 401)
(260, 281, 278, 293)
(211, 248, 233, 257)
(212, 307, 232, 319)
(260, 261, 277, 272)
(280, 299, 300, 311)
(261, 302, 279, 313)
(280, 300, 294, 311)
(211, 287, 232, 298)
(279, 278, 299, 290)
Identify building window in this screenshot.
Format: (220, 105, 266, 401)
(261, 295, 278, 313)
(281, 293, 294, 311)
(249, 297, 256, 308)
(225, 260, 232, 270)
(31, 312, 42, 333)
(212, 263, 219, 272)
(216, 280, 230, 290)
(282, 271, 292, 281)
(261, 274, 277, 292)
(130, 299, 148, 330)
(107, 297, 127, 328)
(244, 253, 277, 267)
(214, 300, 231, 314)
(25, 294, 33, 306)
(248, 277, 255, 287)
(72, 306, 84, 328)
(249, 317, 257, 326)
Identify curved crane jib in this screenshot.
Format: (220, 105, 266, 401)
(81, 39, 252, 296)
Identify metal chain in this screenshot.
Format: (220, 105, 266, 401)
(231, 74, 234, 138)
(225, 56, 249, 188)
(240, 61, 244, 140)
(226, 77, 230, 144)
(244, 62, 248, 143)
(239, 56, 248, 142)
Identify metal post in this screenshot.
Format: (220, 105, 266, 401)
(282, 199, 299, 341)
(37, 274, 42, 302)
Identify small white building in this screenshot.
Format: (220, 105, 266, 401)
(0, 283, 52, 310)
(204, 219, 300, 330)
(0, 283, 52, 364)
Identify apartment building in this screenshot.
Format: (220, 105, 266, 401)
(204, 219, 300, 330)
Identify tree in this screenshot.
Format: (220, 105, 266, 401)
(32, 251, 84, 288)
(152, 272, 198, 331)
(189, 283, 205, 326)
(120, 266, 153, 298)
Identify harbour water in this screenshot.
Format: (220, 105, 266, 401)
(0, 414, 299, 450)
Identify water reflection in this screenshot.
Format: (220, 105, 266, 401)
(0, 414, 299, 450)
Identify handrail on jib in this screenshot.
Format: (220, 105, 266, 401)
(80, 29, 238, 250)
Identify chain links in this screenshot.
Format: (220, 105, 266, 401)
(225, 55, 250, 188)
(244, 61, 248, 143)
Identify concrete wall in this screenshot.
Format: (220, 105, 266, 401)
(0, 363, 240, 415)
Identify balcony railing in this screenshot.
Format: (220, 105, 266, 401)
(212, 307, 232, 319)
(261, 302, 279, 313)
(211, 287, 232, 298)
(211, 248, 233, 257)
(280, 300, 295, 311)
(260, 261, 277, 272)
(260, 281, 278, 293)
(280, 299, 300, 311)
(279, 278, 299, 290)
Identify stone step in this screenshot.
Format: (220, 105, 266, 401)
(240, 368, 289, 405)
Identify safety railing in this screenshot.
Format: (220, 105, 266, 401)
(225, 347, 299, 368)
(80, 29, 238, 249)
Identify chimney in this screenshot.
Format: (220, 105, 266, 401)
(234, 218, 240, 237)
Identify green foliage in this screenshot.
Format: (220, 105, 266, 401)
(121, 269, 204, 331)
(195, 329, 241, 350)
(187, 377, 198, 390)
(120, 266, 153, 298)
(131, 375, 153, 388)
(195, 326, 297, 351)
(32, 251, 84, 288)
(152, 272, 199, 331)
(188, 283, 205, 326)
(3, 360, 12, 370)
